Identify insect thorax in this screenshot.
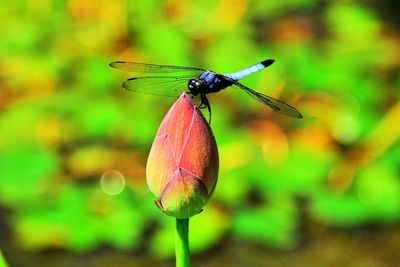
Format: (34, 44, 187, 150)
(188, 72, 233, 95)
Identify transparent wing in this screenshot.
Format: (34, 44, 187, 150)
(232, 81, 303, 118)
(110, 61, 206, 77)
(122, 76, 192, 97)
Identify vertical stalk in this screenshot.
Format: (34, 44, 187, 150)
(175, 218, 191, 267)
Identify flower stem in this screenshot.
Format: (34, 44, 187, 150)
(175, 218, 191, 267)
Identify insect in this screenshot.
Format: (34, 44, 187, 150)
(109, 59, 303, 121)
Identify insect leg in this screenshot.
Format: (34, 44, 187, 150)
(198, 94, 206, 109)
(200, 94, 212, 124)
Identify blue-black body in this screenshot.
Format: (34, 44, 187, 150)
(109, 59, 303, 120)
(188, 59, 274, 96)
(187, 72, 232, 95)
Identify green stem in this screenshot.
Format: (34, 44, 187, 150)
(175, 218, 191, 267)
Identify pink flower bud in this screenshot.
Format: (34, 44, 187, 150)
(146, 93, 219, 218)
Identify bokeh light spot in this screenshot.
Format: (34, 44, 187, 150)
(100, 170, 125, 195)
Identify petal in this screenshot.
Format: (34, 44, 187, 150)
(146, 134, 178, 197)
(178, 108, 219, 192)
(159, 168, 208, 219)
(156, 94, 195, 160)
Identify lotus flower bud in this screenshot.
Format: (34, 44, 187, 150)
(146, 93, 219, 218)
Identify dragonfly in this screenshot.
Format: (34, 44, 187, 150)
(109, 59, 303, 121)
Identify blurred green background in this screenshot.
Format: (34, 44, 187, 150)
(1, 0, 400, 266)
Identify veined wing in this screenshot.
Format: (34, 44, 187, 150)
(110, 61, 206, 77)
(232, 81, 303, 118)
(122, 76, 192, 97)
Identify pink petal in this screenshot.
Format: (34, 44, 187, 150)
(178, 109, 219, 191)
(156, 94, 195, 160)
(146, 134, 178, 197)
(159, 168, 208, 219)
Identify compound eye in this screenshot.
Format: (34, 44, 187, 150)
(189, 80, 197, 88)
